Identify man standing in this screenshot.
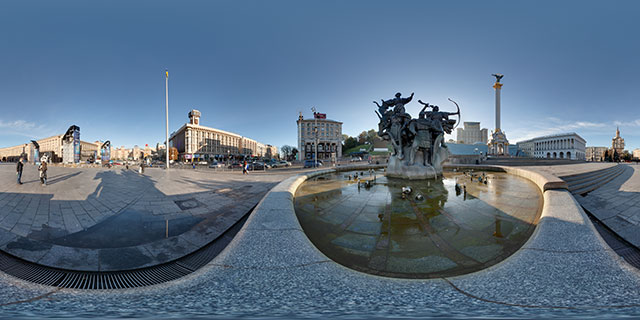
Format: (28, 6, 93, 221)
(16, 157, 24, 184)
(39, 159, 47, 185)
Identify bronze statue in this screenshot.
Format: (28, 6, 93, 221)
(383, 92, 414, 114)
(408, 112, 433, 166)
(492, 73, 504, 83)
(375, 92, 460, 179)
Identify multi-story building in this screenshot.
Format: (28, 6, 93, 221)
(133, 145, 141, 160)
(0, 127, 101, 163)
(297, 112, 342, 161)
(586, 146, 609, 162)
(79, 140, 100, 161)
(0, 144, 29, 162)
(456, 122, 488, 144)
(612, 127, 625, 156)
(169, 109, 274, 162)
(515, 132, 586, 160)
(633, 148, 640, 160)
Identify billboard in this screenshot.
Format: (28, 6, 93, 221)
(314, 112, 326, 119)
(101, 141, 111, 163)
(62, 125, 80, 164)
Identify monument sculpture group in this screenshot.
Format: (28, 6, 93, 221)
(375, 92, 459, 179)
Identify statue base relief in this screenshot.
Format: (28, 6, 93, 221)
(385, 135, 450, 180)
(386, 156, 440, 180)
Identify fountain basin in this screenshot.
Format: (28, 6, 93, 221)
(294, 168, 542, 278)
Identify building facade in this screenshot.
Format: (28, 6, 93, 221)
(297, 112, 342, 161)
(586, 146, 608, 162)
(0, 129, 99, 163)
(169, 109, 275, 162)
(456, 122, 488, 144)
(633, 149, 640, 160)
(612, 127, 625, 155)
(0, 144, 29, 162)
(516, 132, 586, 160)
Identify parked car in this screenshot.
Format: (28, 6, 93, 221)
(350, 156, 362, 162)
(277, 160, 291, 167)
(246, 162, 264, 171)
(209, 161, 223, 168)
(304, 159, 323, 168)
(228, 162, 242, 169)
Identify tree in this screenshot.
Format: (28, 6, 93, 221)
(357, 131, 368, 144)
(342, 136, 358, 153)
(291, 148, 298, 161)
(366, 129, 378, 145)
(281, 145, 293, 159)
(604, 150, 610, 162)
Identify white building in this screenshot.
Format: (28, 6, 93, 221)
(516, 132, 586, 160)
(169, 109, 274, 162)
(633, 149, 640, 160)
(297, 112, 342, 161)
(456, 122, 488, 144)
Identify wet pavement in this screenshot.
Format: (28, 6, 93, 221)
(295, 169, 542, 278)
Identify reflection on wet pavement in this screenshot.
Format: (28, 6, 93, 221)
(294, 169, 542, 278)
(41, 209, 204, 248)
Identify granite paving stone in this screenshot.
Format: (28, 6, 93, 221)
(0, 164, 303, 270)
(1, 163, 640, 318)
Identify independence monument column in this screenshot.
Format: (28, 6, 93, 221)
(488, 73, 509, 156)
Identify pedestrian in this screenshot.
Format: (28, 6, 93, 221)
(141, 162, 145, 174)
(243, 160, 248, 175)
(16, 157, 24, 185)
(193, 162, 196, 170)
(39, 159, 48, 185)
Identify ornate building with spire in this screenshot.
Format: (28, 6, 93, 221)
(612, 127, 625, 156)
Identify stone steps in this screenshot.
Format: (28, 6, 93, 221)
(561, 164, 619, 184)
(560, 165, 627, 196)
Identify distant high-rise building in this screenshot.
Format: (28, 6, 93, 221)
(456, 122, 488, 144)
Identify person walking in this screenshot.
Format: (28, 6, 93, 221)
(242, 160, 248, 175)
(16, 157, 24, 185)
(39, 160, 48, 185)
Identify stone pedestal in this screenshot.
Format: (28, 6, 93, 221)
(386, 156, 439, 180)
(386, 135, 450, 180)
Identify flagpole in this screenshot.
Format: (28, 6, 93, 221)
(165, 70, 170, 170)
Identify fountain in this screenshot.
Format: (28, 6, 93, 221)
(293, 92, 543, 278)
(375, 92, 459, 179)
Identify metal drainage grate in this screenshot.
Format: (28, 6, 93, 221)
(174, 198, 204, 211)
(0, 208, 251, 289)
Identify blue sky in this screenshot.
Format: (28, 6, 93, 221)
(1, 1, 639, 151)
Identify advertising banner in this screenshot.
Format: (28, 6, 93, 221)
(73, 130, 80, 163)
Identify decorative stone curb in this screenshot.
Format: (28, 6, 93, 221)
(223, 163, 640, 309)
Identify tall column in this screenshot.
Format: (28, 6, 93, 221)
(493, 82, 503, 131)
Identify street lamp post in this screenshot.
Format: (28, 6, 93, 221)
(165, 70, 170, 170)
(311, 107, 318, 168)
